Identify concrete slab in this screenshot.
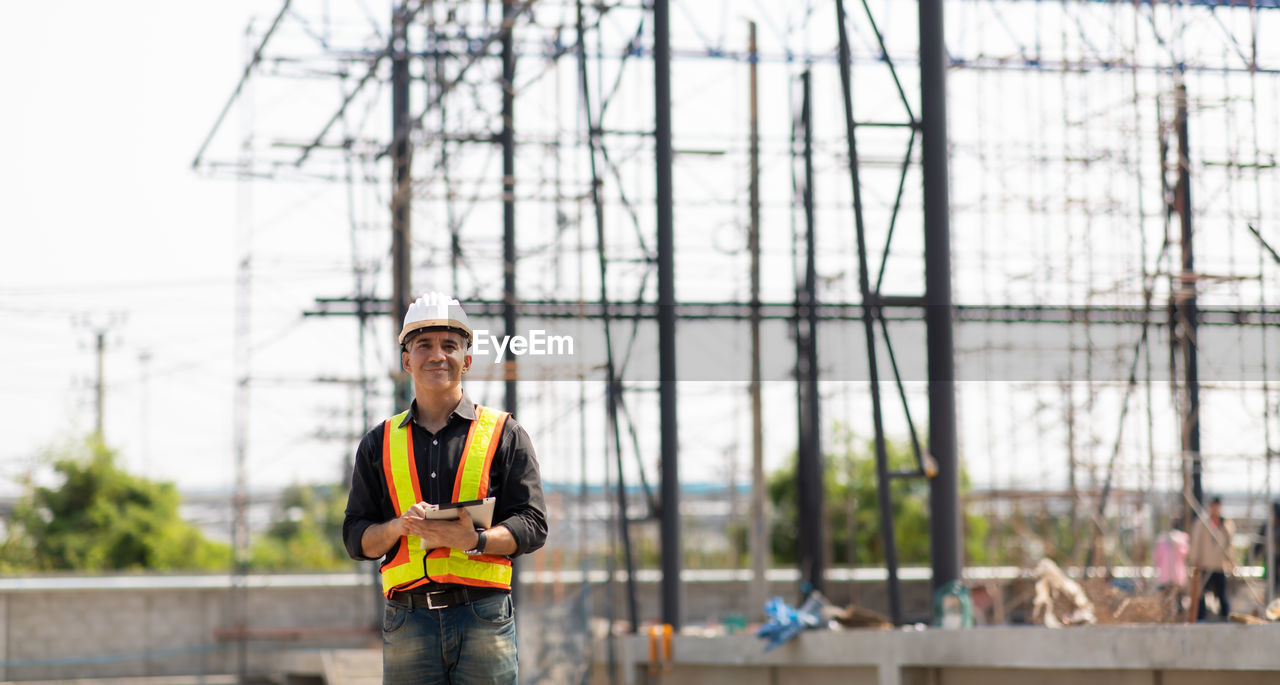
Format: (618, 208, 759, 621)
(621, 624, 1280, 684)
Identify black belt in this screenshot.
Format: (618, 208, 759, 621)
(389, 586, 505, 610)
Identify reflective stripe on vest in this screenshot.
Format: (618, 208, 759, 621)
(379, 409, 430, 597)
(378, 405, 513, 597)
(425, 406, 512, 589)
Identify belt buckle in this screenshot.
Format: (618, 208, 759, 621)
(425, 590, 450, 610)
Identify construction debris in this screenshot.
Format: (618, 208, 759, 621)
(829, 604, 892, 629)
(1081, 579, 1182, 624)
(1267, 599, 1280, 622)
(1031, 559, 1096, 627)
(756, 595, 825, 651)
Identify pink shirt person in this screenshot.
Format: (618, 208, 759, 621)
(1153, 529, 1189, 587)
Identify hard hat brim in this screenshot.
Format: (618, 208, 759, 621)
(399, 319, 474, 346)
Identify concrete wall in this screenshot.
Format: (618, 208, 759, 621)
(0, 576, 381, 682)
(615, 625, 1280, 685)
(3, 573, 1276, 683)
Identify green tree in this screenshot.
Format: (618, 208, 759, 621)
(0, 438, 230, 572)
(767, 424, 990, 567)
(249, 483, 350, 570)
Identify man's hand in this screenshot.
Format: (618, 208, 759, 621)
(404, 506, 480, 551)
(360, 505, 478, 558)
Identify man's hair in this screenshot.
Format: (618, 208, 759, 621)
(1210, 495, 1223, 506)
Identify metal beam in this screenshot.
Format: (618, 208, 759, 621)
(391, 4, 412, 409)
(501, 0, 522, 606)
(796, 70, 826, 596)
(835, 0, 902, 624)
(192, 0, 293, 169)
(502, 0, 518, 413)
(655, 0, 682, 631)
(1175, 79, 1203, 508)
(921, 0, 963, 609)
(747, 19, 768, 623)
(306, 297, 1280, 326)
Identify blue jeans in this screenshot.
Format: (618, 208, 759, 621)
(382, 592, 518, 685)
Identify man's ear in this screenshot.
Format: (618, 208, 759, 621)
(401, 349, 410, 372)
(462, 353, 472, 374)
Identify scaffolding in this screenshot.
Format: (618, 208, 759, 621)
(193, 0, 1280, 647)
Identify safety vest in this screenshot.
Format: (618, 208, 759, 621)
(379, 405, 513, 597)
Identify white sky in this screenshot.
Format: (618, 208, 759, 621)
(1, 3, 260, 493)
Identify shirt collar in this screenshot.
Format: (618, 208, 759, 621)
(398, 389, 477, 428)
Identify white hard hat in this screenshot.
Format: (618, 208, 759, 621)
(399, 292, 474, 347)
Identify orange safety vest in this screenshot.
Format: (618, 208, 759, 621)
(378, 405, 513, 597)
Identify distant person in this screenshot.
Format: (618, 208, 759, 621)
(342, 292, 548, 684)
(1153, 524, 1189, 589)
(1188, 496, 1235, 621)
(1252, 501, 1280, 592)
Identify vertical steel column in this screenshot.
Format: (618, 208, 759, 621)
(654, 0, 682, 629)
(391, 5, 413, 410)
(920, 0, 962, 599)
(747, 20, 768, 620)
(796, 71, 826, 594)
(1175, 79, 1202, 507)
(501, 0, 521, 605)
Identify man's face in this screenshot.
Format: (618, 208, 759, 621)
(1210, 501, 1222, 519)
(402, 329, 471, 393)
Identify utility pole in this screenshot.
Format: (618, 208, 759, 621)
(139, 350, 151, 471)
(746, 20, 767, 621)
(391, 3, 413, 411)
(74, 314, 123, 444)
(94, 330, 106, 441)
(231, 21, 255, 679)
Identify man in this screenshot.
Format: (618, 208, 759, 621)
(1188, 496, 1235, 621)
(343, 292, 547, 684)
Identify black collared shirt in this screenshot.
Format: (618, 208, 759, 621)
(342, 391, 548, 570)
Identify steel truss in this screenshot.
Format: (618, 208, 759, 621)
(195, 0, 1280, 632)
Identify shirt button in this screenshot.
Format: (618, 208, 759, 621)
(433, 439, 438, 445)
(431, 472, 437, 479)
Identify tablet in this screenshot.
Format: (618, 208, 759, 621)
(419, 497, 496, 529)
